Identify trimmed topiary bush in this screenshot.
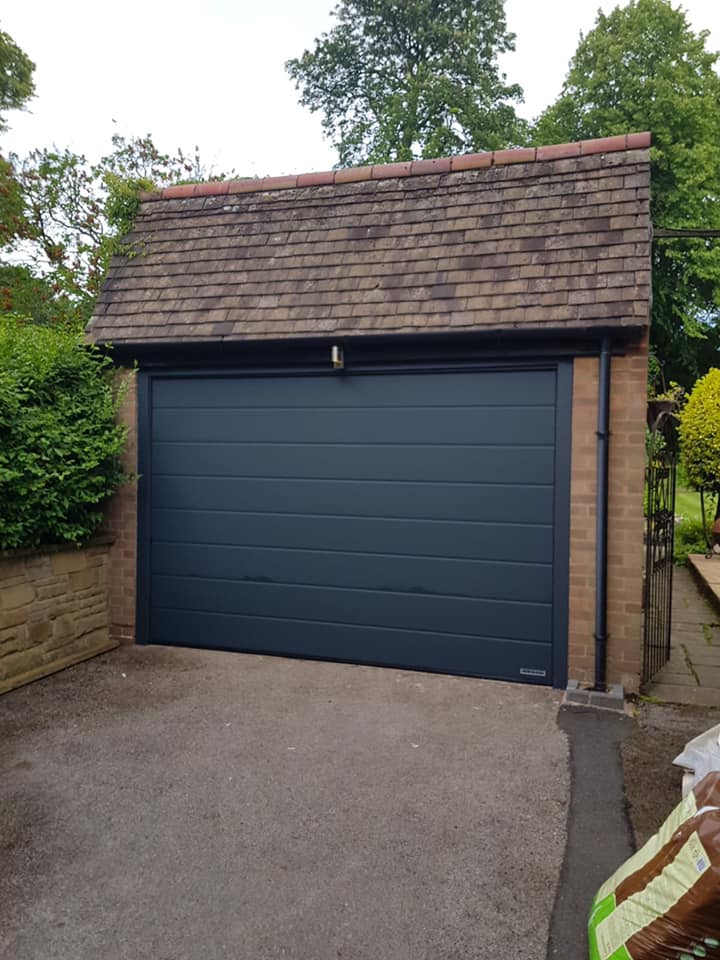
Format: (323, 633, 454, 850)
(0, 317, 127, 550)
(678, 368, 720, 500)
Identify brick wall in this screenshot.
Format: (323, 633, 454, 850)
(0, 541, 117, 694)
(568, 336, 648, 691)
(105, 369, 138, 644)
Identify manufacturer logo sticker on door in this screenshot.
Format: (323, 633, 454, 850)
(520, 668, 547, 677)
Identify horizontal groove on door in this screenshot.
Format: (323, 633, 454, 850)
(151, 575, 552, 643)
(151, 439, 556, 447)
(152, 606, 553, 646)
(150, 478, 554, 523)
(152, 539, 553, 565)
(151, 403, 557, 412)
(151, 508, 555, 563)
(150, 474, 555, 486)
(151, 542, 553, 603)
(151, 407, 556, 445)
(151, 442, 555, 484)
(152, 368, 558, 409)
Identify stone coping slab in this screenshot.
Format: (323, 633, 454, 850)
(0, 533, 114, 563)
(688, 554, 720, 616)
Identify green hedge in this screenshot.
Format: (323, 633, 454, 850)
(0, 317, 127, 550)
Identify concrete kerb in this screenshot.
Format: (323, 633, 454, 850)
(563, 679, 626, 712)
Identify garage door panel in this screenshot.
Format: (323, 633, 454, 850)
(151, 509, 554, 564)
(152, 610, 552, 682)
(150, 476, 554, 524)
(153, 575, 552, 644)
(151, 441, 555, 485)
(145, 366, 567, 684)
(151, 406, 556, 446)
(152, 368, 557, 410)
(152, 543, 553, 604)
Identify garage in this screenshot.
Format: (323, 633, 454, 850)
(91, 134, 652, 691)
(141, 365, 571, 684)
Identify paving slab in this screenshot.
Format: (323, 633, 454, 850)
(687, 650, 720, 667)
(649, 567, 720, 705)
(647, 684, 720, 708)
(0, 646, 569, 960)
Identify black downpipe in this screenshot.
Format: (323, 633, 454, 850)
(594, 336, 612, 690)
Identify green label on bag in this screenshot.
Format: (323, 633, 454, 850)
(589, 893, 632, 960)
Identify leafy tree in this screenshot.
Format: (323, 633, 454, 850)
(0, 264, 72, 326)
(0, 26, 34, 131)
(0, 135, 223, 329)
(0, 28, 37, 314)
(286, 0, 526, 166)
(532, 0, 720, 389)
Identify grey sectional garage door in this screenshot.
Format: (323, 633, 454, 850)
(143, 367, 569, 684)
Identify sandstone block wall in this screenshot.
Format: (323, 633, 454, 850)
(0, 541, 117, 695)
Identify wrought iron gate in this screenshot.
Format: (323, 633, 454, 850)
(642, 403, 678, 684)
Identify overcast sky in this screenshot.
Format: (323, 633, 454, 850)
(2, 0, 719, 176)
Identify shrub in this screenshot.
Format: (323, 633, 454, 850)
(0, 317, 127, 550)
(678, 368, 720, 498)
(674, 518, 709, 566)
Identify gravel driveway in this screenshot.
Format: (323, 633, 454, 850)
(0, 647, 569, 960)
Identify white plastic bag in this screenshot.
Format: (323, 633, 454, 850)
(674, 724, 720, 798)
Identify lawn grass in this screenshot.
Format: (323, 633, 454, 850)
(673, 482, 717, 564)
(675, 483, 717, 524)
